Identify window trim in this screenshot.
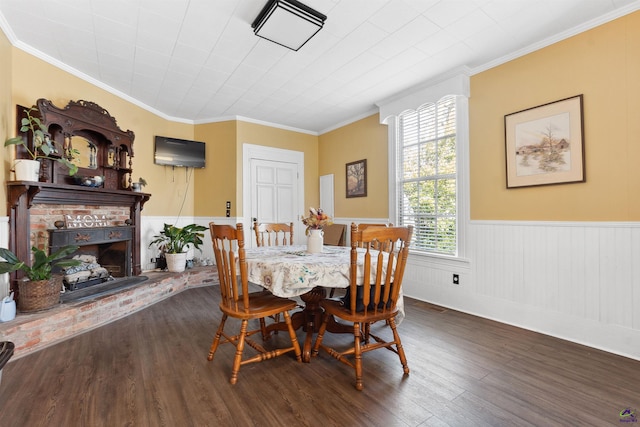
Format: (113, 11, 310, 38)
(379, 70, 470, 259)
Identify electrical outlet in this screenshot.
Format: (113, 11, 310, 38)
(453, 274, 460, 285)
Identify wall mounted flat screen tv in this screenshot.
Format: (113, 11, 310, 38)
(154, 136, 206, 168)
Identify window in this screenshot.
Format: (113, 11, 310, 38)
(396, 96, 457, 255)
(379, 71, 469, 258)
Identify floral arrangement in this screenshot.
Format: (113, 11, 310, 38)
(301, 207, 333, 235)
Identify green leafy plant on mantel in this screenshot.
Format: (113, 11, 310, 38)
(149, 223, 208, 254)
(4, 107, 79, 176)
(0, 245, 81, 281)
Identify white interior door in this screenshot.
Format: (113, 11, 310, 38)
(243, 144, 305, 247)
(251, 158, 297, 223)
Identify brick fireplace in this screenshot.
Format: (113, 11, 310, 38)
(6, 99, 152, 303)
(7, 182, 150, 301)
(33, 203, 131, 277)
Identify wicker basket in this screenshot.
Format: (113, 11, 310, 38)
(17, 278, 61, 312)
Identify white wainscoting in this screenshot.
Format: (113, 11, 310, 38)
(402, 220, 640, 361)
(6, 215, 639, 359)
(141, 216, 235, 271)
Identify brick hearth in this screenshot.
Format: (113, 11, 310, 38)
(0, 267, 217, 359)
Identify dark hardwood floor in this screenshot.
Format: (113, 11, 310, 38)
(0, 285, 638, 426)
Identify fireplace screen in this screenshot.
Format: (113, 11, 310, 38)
(50, 226, 133, 292)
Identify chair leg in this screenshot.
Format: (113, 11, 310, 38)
(354, 322, 363, 391)
(208, 314, 228, 361)
(282, 311, 302, 362)
(311, 312, 330, 357)
(259, 317, 269, 341)
(388, 317, 409, 375)
(363, 322, 371, 344)
(271, 313, 280, 334)
(230, 319, 249, 385)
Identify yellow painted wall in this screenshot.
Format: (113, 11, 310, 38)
(8, 49, 194, 217)
(193, 120, 237, 216)
(236, 121, 319, 215)
(319, 114, 389, 218)
(470, 11, 640, 221)
(0, 30, 11, 207)
(6, 10, 640, 224)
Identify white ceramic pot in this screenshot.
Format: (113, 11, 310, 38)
(13, 159, 40, 182)
(165, 252, 187, 273)
(307, 229, 324, 253)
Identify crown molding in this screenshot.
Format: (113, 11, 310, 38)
(472, 1, 640, 75)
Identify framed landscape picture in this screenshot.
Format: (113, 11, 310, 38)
(504, 95, 585, 188)
(346, 159, 367, 198)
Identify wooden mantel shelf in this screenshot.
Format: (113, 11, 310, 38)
(7, 180, 150, 209)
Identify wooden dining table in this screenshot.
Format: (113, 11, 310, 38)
(244, 244, 403, 362)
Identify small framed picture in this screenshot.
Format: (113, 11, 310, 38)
(505, 95, 585, 188)
(346, 159, 367, 198)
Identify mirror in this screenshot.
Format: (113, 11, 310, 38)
(107, 146, 116, 167)
(70, 136, 98, 170)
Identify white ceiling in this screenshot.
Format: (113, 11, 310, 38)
(1, 0, 639, 134)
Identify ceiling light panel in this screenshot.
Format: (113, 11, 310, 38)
(252, 0, 327, 51)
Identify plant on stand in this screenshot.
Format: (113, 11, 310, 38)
(4, 106, 79, 181)
(149, 223, 208, 273)
(0, 245, 81, 312)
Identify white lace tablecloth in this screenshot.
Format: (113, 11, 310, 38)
(244, 245, 404, 321)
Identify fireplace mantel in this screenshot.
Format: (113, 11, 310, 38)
(7, 181, 150, 288)
(8, 181, 150, 209)
(7, 99, 152, 298)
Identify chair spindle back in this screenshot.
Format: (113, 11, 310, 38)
(253, 222, 294, 247)
(348, 223, 412, 316)
(209, 222, 250, 312)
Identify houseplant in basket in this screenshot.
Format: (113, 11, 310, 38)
(149, 223, 207, 273)
(0, 245, 81, 312)
(4, 106, 79, 181)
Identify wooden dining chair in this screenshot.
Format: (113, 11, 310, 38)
(207, 222, 302, 384)
(252, 221, 296, 326)
(253, 221, 294, 247)
(322, 223, 346, 246)
(327, 223, 391, 298)
(312, 223, 413, 391)
(356, 223, 392, 250)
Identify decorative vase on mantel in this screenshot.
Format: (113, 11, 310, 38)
(307, 229, 324, 254)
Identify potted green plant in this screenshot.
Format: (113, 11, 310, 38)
(149, 223, 207, 272)
(4, 107, 79, 181)
(0, 245, 81, 312)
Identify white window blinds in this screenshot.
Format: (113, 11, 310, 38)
(397, 95, 457, 255)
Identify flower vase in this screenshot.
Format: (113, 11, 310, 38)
(307, 229, 324, 253)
